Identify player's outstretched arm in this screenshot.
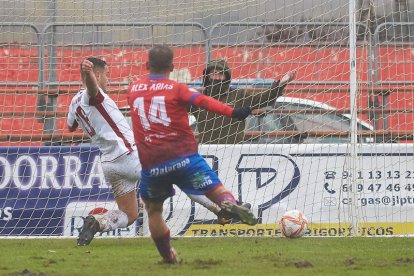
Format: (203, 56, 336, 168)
(192, 93, 251, 120)
(246, 70, 297, 110)
(180, 85, 251, 120)
(231, 107, 251, 121)
(81, 59, 100, 98)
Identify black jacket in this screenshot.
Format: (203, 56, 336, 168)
(193, 59, 287, 144)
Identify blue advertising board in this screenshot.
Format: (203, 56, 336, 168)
(0, 146, 114, 236)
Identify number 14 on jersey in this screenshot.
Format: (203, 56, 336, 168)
(132, 96, 171, 130)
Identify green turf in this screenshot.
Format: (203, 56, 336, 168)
(0, 237, 413, 275)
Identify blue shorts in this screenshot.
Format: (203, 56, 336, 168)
(139, 154, 221, 202)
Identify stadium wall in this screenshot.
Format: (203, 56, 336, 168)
(0, 0, 412, 42)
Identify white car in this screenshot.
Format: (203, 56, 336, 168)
(122, 96, 374, 144)
(245, 96, 374, 144)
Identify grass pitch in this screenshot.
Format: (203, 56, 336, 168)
(0, 237, 413, 275)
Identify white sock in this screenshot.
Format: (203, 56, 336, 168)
(97, 210, 129, 232)
(187, 194, 221, 214)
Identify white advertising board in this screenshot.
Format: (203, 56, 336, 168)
(159, 144, 414, 237)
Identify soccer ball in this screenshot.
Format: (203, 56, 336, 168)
(279, 209, 308, 238)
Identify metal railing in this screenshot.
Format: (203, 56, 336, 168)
(1, 21, 413, 87)
(371, 22, 414, 129)
(209, 21, 370, 86)
(1, 21, 414, 140)
(0, 23, 41, 88)
(41, 22, 208, 88)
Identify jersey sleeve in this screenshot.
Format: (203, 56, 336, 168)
(178, 83, 234, 117)
(80, 87, 105, 106)
(67, 98, 77, 128)
(126, 86, 132, 107)
(242, 80, 285, 110)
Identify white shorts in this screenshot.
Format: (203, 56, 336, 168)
(101, 150, 141, 198)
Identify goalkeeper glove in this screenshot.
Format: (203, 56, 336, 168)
(232, 107, 251, 121)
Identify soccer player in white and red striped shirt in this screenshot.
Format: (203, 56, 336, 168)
(128, 45, 257, 264)
(67, 57, 142, 246)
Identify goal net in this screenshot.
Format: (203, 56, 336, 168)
(0, 0, 413, 237)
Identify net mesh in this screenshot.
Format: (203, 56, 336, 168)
(0, 0, 414, 237)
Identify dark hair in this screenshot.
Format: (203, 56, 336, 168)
(80, 57, 107, 78)
(148, 45, 173, 73)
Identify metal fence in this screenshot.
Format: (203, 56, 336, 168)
(1, 21, 413, 134)
(1, 21, 413, 87)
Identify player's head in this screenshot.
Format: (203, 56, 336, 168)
(202, 59, 231, 86)
(146, 45, 174, 75)
(202, 59, 231, 97)
(80, 57, 109, 90)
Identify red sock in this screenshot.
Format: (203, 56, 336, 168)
(216, 191, 237, 205)
(153, 230, 173, 261)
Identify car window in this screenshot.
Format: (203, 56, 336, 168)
(246, 114, 295, 132)
(278, 102, 371, 131)
(245, 101, 373, 144)
(290, 111, 351, 132)
(245, 109, 301, 144)
(281, 103, 371, 143)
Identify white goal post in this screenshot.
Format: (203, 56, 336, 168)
(1, 0, 414, 237)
